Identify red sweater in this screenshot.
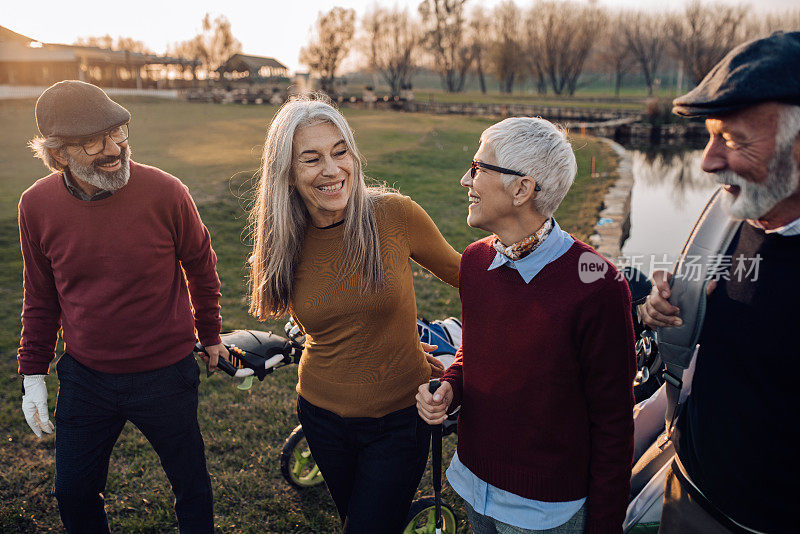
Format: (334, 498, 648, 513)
(17, 162, 222, 375)
(443, 237, 635, 534)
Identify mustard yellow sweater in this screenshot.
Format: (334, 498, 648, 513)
(291, 193, 460, 417)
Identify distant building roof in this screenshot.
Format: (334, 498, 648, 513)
(0, 24, 199, 66)
(217, 53, 288, 74)
(0, 25, 36, 45)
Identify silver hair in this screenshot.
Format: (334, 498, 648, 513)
(28, 135, 67, 172)
(479, 117, 576, 218)
(776, 104, 800, 148)
(248, 93, 390, 319)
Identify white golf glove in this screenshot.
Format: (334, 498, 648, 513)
(22, 375, 55, 438)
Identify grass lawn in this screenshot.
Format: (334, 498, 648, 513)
(0, 97, 618, 533)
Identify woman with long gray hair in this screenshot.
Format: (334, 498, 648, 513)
(248, 95, 460, 532)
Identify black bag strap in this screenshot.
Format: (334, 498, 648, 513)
(655, 188, 740, 437)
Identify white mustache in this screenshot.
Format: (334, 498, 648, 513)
(713, 171, 747, 188)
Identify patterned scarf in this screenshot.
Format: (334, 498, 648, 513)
(492, 218, 554, 261)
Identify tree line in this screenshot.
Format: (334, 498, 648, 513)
(75, 14, 242, 81)
(301, 0, 799, 97)
(74, 2, 798, 97)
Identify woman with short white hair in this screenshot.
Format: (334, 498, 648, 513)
(417, 117, 635, 534)
(249, 94, 460, 532)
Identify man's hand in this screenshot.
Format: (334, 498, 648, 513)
(199, 343, 230, 374)
(421, 342, 445, 378)
(641, 270, 681, 328)
(416, 380, 453, 425)
(641, 270, 718, 329)
(22, 375, 54, 438)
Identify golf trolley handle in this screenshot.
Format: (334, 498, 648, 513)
(194, 342, 296, 379)
(428, 379, 444, 533)
(193, 344, 241, 378)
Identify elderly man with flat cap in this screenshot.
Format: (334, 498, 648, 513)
(18, 80, 228, 533)
(641, 32, 800, 534)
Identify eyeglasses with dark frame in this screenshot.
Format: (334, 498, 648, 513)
(66, 124, 129, 156)
(470, 160, 541, 191)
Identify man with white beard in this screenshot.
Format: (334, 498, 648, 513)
(641, 32, 800, 534)
(18, 80, 228, 533)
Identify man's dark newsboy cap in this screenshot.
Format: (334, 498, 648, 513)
(673, 31, 800, 117)
(35, 80, 131, 138)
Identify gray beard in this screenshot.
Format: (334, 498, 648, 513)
(716, 140, 799, 220)
(67, 145, 131, 192)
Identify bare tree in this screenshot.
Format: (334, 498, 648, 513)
(755, 8, 800, 36)
(300, 7, 357, 95)
(202, 14, 241, 71)
(488, 0, 525, 93)
(619, 11, 667, 96)
(595, 13, 635, 97)
(362, 6, 420, 97)
(74, 35, 114, 49)
(525, 1, 604, 96)
(169, 13, 242, 79)
(525, 27, 548, 95)
(418, 0, 473, 92)
(74, 35, 153, 54)
(466, 5, 489, 94)
(667, 1, 750, 85)
(169, 38, 204, 80)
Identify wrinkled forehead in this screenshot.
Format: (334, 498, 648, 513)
(293, 121, 347, 154)
(705, 102, 780, 134)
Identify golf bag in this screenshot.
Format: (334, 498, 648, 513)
(417, 316, 462, 369)
(624, 188, 739, 532)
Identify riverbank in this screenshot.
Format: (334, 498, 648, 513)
(589, 138, 635, 264)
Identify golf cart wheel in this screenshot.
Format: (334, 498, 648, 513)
(403, 497, 457, 534)
(280, 425, 324, 488)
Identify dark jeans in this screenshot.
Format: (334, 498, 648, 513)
(53, 353, 213, 534)
(297, 395, 431, 533)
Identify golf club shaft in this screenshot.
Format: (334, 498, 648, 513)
(429, 379, 443, 531)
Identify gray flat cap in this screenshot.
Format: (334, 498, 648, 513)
(673, 31, 800, 117)
(35, 80, 131, 138)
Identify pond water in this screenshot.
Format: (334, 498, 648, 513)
(620, 149, 719, 275)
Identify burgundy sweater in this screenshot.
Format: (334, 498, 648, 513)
(17, 162, 222, 375)
(443, 237, 635, 534)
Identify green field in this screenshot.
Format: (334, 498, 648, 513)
(0, 97, 617, 533)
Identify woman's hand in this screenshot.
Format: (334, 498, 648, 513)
(421, 342, 445, 378)
(416, 380, 453, 425)
(427, 354, 445, 378)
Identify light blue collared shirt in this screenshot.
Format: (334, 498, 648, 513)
(486, 218, 575, 283)
(764, 216, 800, 236)
(447, 219, 585, 529)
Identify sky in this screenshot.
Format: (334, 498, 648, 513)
(7, 0, 798, 73)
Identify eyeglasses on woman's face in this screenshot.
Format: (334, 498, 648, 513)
(470, 160, 541, 191)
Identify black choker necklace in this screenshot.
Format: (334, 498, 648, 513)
(315, 219, 345, 230)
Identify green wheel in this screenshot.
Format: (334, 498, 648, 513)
(403, 497, 458, 534)
(629, 522, 660, 533)
(280, 425, 324, 488)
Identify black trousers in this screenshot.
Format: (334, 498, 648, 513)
(297, 395, 431, 533)
(53, 353, 214, 534)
